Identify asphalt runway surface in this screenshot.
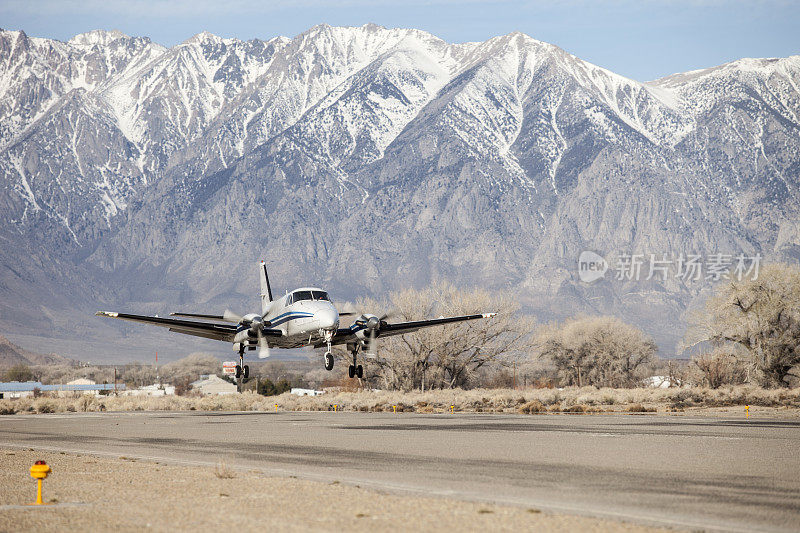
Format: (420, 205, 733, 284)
(1, 411, 798, 532)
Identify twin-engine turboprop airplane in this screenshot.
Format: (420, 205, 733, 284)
(96, 262, 496, 380)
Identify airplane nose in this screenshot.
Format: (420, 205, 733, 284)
(315, 308, 338, 330)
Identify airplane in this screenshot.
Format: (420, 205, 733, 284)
(96, 261, 496, 381)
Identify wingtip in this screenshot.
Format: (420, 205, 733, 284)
(482, 312, 497, 318)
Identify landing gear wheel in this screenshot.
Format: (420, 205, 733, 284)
(235, 365, 242, 379)
(356, 365, 363, 379)
(348, 365, 355, 379)
(324, 352, 334, 371)
(243, 365, 250, 379)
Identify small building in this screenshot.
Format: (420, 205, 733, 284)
(65, 378, 97, 395)
(291, 388, 325, 397)
(190, 374, 237, 396)
(123, 384, 175, 396)
(0, 381, 124, 399)
(644, 375, 681, 388)
(0, 381, 40, 399)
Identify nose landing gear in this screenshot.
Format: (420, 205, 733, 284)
(323, 329, 334, 371)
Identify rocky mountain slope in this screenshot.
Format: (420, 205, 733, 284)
(0, 335, 72, 368)
(0, 25, 798, 362)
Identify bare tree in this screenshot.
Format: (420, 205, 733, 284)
(536, 315, 656, 388)
(159, 353, 221, 384)
(694, 263, 800, 388)
(690, 349, 749, 389)
(356, 282, 536, 390)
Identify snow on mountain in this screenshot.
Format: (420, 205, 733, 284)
(0, 25, 798, 360)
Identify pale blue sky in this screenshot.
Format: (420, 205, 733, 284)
(2, 0, 798, 81)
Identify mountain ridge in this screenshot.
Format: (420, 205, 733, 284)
(0, 24, 798, 362)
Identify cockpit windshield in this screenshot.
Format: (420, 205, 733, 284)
(289, 290, 329, 304)
(312, 291, 329, 301)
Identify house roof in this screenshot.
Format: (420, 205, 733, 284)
(0, 381, 124, 392)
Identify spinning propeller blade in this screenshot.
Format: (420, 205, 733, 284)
(337, 301, 358, 317)
(257, 332, 271, 359)
(366, 326, 378, 358)
(223, 309, 245, 323)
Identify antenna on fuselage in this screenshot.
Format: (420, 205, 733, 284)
(260, 261, 273, 315)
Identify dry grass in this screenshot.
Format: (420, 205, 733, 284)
(1, 385, 799, 415)
(625, 403, 657, 413)
(214, 460, 236, 479)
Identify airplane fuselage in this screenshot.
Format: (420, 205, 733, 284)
(238, 287, 339, 350)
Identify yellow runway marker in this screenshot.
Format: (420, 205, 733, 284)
(29, 460, 51, 505)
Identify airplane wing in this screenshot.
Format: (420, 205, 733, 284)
(377, 313, 497, 337)
(95, 311, 243, 342)
(170, 312, 227, 320)
(326, 313, 496, 346)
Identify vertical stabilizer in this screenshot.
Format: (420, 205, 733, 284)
(259, 261, 273, 314)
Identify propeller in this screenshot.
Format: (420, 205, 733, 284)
(245, 314, 272, 359)
(225, 310, 272, 358)
(364, 312, 393, 359)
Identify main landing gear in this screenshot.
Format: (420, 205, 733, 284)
(348, 345, 363, 379)
(321, 335, 362, 379)
(235, 344, 250, 383)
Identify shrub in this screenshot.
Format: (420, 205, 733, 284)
(626, 403, 656, 413)
(518, 400, 546, 414)
(35, 399, 56, 414)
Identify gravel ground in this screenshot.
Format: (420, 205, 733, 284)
(0, 448, 670, 532)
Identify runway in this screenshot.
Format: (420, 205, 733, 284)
(1, 411, 798, 532)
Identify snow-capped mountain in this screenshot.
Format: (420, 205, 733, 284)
(1, 24, 798, 361)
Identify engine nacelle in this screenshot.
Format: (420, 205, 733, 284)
(233, 330, 252, 345)
(354, 314, 383, 345)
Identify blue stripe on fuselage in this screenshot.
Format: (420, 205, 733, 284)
(235, 311, 314, 332)
(267, 311, 314, 328)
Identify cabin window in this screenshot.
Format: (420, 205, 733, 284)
(312, 291, 329, 301)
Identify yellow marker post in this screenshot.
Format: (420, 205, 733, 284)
(450, 405, 454, 413)
(29, 460, 51, 505)
(334, 404, 338, 412)
(275, 404, 278, 412)
(393, 405, 397, 413)
(746, 405, 750, 418)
